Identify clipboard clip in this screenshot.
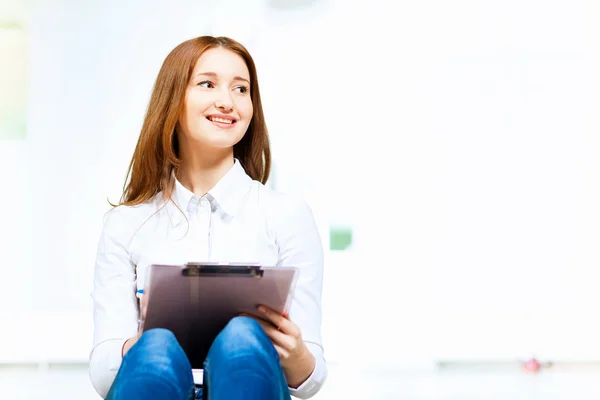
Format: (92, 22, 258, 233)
(182, 263, 264, 278)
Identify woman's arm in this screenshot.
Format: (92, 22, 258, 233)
(89, 208, 139, 398)
(270, 196, 328, 398)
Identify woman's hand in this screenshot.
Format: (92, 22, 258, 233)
(122, 332, 141, 357)
(243, 305, 316, 388)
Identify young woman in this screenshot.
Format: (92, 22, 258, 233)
(89, 36, 326, 400)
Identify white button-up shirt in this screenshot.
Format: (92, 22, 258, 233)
(89, 160, 327, 399)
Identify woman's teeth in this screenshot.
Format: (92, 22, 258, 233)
(209, 117, 234, 124)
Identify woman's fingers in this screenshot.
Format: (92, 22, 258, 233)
(243, 314, 296, 351)
(257, 305, 300, 337)
(272, 343, 290, 361)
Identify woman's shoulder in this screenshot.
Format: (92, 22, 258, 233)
(101, 194, 165, 233)
(253, 183, 322, 250)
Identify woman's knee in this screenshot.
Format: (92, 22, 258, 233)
(112, 329, 194, 399)
(127, 328, 190, 372)
(136, 328, 179, 354)
(211, 316, 271, 357)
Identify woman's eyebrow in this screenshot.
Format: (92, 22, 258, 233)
(233, 76, 250, 84)
(193, 71, 249, 84)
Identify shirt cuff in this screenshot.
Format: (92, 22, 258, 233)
(288, 353, 327, 399)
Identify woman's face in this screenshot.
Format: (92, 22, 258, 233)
(178, 47, 253, 151)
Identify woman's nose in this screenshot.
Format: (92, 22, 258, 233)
(214, 89, 234, 112)
(215, 100, 233, 112)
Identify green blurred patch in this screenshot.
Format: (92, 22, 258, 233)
(329, 226, 352, 251)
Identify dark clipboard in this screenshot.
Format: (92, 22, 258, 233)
(140, 262, 298, 369)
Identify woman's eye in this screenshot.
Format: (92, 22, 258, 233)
(198, 81, 214, 88)
(234, 86, 249, 94)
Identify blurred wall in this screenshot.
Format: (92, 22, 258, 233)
(1, 0, 600, 370)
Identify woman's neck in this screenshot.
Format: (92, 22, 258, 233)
(177, 148, 235, 197)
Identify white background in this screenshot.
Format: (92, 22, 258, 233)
(1, 0, 600, 371)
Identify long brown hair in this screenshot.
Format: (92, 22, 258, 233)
(117, 36, 271, 207)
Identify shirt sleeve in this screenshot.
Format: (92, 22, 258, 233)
(275, 197, 328, 399)
(89, 207, 139, 398)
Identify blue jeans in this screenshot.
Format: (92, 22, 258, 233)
(105, 316, 291, 400)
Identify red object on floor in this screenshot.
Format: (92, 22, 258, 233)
(523, 358, 541, 373)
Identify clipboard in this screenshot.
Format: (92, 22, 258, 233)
(140, 262, 299, 369)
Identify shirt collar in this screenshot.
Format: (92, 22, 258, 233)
(169, 159, 252, 225)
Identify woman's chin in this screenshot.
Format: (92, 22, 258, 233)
(190, 137, 242, 151)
